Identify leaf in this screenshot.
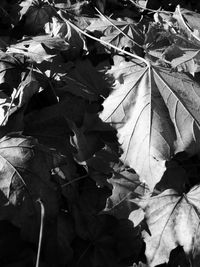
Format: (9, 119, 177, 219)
(0, 69, 40, 126)
(100, 59, 200, 189)
(0, 53, 28, 89)
(171, 49, 200, 75)
(86, 16, 144, 50)
(23, 93, 84, 162)
(57, 59, 108, 101)
(173, 6, 200, 45)
(44, 16, 87, 59)
(113, 219, 144, 264)
(22, 0, 56, 35)
(155, 159, 189, 194)
(8, 35, 70, 63)
(135, 186, 200, 266)
(19, 0, 33, 18)
(87, 145, 119, 175)
(57, 213, 75, 265)
(68, 118, 104, 162)
(0, 133, 65, 242)
(162, 45, 200, 75)
(104, 170, 146, 219)
(166, 246, 191, 267)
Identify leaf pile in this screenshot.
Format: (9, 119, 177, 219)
(1, 0, 200, 266)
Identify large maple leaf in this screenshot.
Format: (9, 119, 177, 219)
(100, 59, 200, 189)
(133, 186, 200, 266)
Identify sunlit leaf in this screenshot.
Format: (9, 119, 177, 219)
(135, 186, 200, 266)
(100, 59, 200, 189)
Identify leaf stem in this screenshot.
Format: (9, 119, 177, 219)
(35, 199, 45, 267)
(57, 10, 150, 66)
(93, 6, 144, 49)
(61, 174, 88, 187)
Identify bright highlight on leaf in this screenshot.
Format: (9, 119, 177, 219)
(100, 59, 200, 189)
(2, 0, 200, 266)
(134, 186, 200, 266)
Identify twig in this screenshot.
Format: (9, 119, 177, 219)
(128, 0, 173, 14)
(35, 199, 45, 267)
(57, 10, 150, 66)
(93, 6, 144, 49)
(61, 174, 88, 187)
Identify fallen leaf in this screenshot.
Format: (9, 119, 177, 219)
(57, 59, 109, 101)
(104, 170, 146, 219)
(0, 69, 40, 126)
(22, 0, 56, 35)
(173, 6, 200, 45)
(0, 133, 65, 242)
(8, 35, 69, 63)
(100, 59, 200, 189)
(45, 16, 87, 59)
(87, 16, 144, 51)
(163, 45, 200, 75)
(135, 186, 200, 266)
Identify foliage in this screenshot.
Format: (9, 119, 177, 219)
(1, 0, 200, 266)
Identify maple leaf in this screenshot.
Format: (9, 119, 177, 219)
(134, 186, 200, 266)
(0, 133, 65, 242)
(100, 59, 200, 189)
(21, 0, 56, 35)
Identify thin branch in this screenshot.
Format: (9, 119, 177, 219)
(35, 199, 45, 267)
(128, 0, 173, 14)
(57, 10, 150, 66)
(61, 174, 88, 188)
(94, 6, 144, 49)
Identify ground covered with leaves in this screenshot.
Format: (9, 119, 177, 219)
(1, 0, 200, 266)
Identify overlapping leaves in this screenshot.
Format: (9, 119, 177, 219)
(100, 59, 200, 189)
(0, 133, 65, 241)
(134, 186, 200, 266)
(1, 0, 200, 266)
